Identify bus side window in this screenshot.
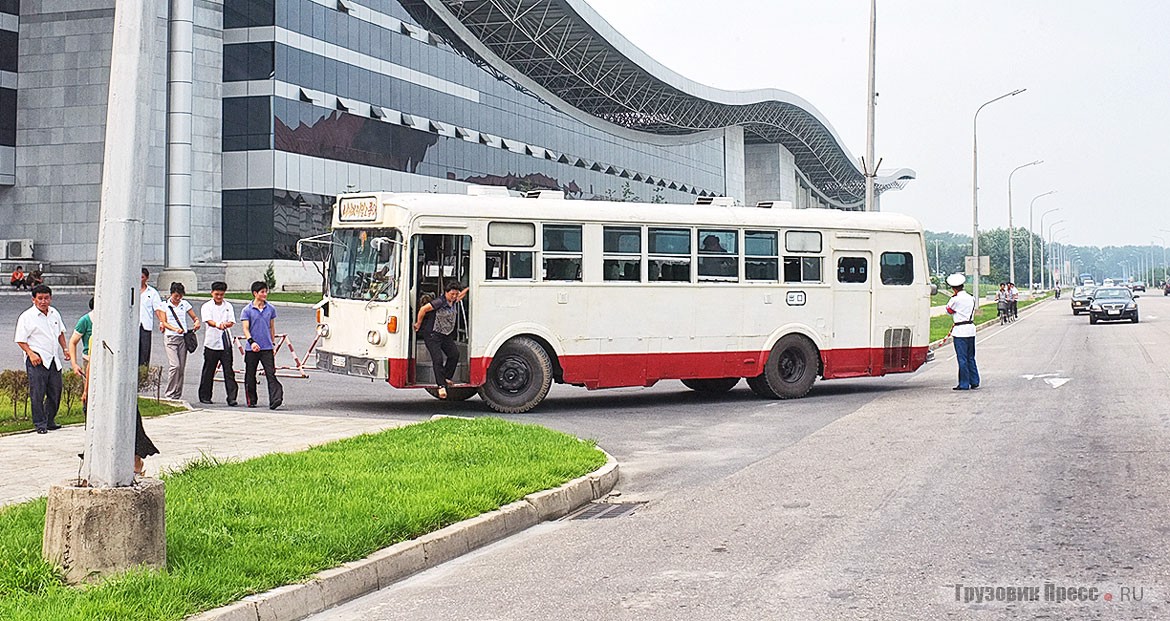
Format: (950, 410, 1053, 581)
(603, 226, 642, 282)
(784, 256, 823, 283)
(698, 229, 738, 281)
(880, 252, 913, 285)
(837, 257, 868, 283)
(486, 250, 534, 280)
(648, 227, 690, 283)
(543, 224, 583, 282)
(745, 230, 779, 281)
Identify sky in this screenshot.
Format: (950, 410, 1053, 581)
(586, 0, 1170, 247)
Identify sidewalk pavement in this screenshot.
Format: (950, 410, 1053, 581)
(0, 408, 413, 508)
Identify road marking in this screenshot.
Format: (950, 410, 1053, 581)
(1044, 378, 1071, 389)
(1021, 373, 1060, 380)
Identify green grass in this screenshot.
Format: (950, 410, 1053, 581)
(0, 417, 606, 621)
(929, 294, 1050, 342)
(0, 398, 185, 436)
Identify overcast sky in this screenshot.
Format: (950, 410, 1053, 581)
(587, 0, 1170, 247)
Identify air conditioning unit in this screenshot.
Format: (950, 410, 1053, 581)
(6, 239, 33, 260)
(695, 196, 737, 207)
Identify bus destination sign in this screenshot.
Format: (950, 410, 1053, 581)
(338, 197, 379, 222)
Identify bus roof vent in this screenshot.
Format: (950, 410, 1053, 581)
(467, 185, 511, 197)
(523, 190, 565, 200)
(755, 200, 792, 209)
(695, 196, 737, 207)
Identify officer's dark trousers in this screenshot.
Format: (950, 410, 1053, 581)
(424, 332, 460, 387)
(199, 347, 239, 404)
(244, 349, 283, 407)
(139, 327, 153, 367)
(27, 359, 61, 431)
(953, 336, 980, 389)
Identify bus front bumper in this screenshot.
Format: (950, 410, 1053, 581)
(316, 350, 389, 380)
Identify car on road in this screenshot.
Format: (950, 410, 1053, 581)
(1070, 286, 1095, 315)
(1087, 287, 1138, 324)
(1164, 281, 1170, 296)
(1131, 281, 1146, 292)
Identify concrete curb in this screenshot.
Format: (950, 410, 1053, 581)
(187, 449, 619, 621)
(928, 296, 1052, 352)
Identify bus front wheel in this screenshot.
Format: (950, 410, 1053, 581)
(756, 335, 818, 399)
(479, 337, 553, 413)
(681, 378, 740, 393)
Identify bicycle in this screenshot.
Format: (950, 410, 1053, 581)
(998, 301, 1011, 325)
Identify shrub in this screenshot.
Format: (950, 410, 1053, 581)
(61, 369, 85, 416)
(263, 261, 277, 291)
(137, 365, 162, 401)
(0, 369, 30, 421)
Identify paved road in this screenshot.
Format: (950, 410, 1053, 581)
(302, 294, 1170, 620)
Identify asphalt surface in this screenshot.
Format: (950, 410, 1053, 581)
(6, 291, 1170, 618)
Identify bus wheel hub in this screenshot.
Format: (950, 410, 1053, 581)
(496, 358, 530, 392)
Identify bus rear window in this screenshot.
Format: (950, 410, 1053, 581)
(880, 252, 913, 285)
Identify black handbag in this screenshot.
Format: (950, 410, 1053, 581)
(169, 305, 199, 353)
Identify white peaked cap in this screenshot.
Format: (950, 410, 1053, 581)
(946, 273, 967, 288)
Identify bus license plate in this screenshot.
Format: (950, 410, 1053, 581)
(332, 355, 346, 367)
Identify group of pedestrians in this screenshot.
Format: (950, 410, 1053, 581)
(13, 272, 285, 441)
(138, 271, 283, 409)
(995, 282, 1019, 321)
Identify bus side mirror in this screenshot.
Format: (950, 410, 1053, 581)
(373, 237, 392, 263)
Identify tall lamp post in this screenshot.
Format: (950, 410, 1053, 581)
(1045, 221, 1065, 288)
(1028, 191, 1056, 289)
(1007, 160, 1042, 285)
(972, 88, 1027, 306)
(863, 0, 877, 212)
(1154, 235, 1168, 286)
(1038, 207, 1061, 289)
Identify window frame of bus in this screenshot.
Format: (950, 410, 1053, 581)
(542, 223, 583, 282)
(783, 256, 824, 283)
(647, 227, 691, 283)
(837, 256, 869, 284)
(744, 230, 779, 281)
(603, 225, 642, 282)
(697, 229, 739, 282)
(485, 221, 535, 281)
(782, 230, 823, 284)
(879, 251, 914, 285)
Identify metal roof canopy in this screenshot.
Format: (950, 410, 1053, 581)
(401, 0, 914, 207)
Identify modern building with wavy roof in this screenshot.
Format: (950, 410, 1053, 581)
(0, 0, 913, 285)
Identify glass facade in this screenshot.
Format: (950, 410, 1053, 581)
(221, 0, 730, 260)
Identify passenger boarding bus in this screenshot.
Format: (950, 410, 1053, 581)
(305, 189, 934, 413)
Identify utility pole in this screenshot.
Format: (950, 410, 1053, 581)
(934, 240, 941, 277)
(863, 0, 877, 212)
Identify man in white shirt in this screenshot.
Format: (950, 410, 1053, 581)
(197, 281, 239, 406)
(944, 273, 980, 391)
(14, 284, 71, 433)
(139, 267, 163, 367)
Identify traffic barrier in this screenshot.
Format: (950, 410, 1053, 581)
(213, 333, 319, 381)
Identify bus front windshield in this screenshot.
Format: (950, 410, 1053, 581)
(329, 228, 402, 301)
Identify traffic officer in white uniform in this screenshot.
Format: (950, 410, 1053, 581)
(945, 273, 980, 390)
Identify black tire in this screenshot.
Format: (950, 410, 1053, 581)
(424, 386, 477, 401)
(1132, 314, 1139, 324)
(759, 334, 819, 399)
(746, 374, 777, 398)
(1090, 315, 1098, 325)
(681, 378, 740, 393)
(478, 337, 553, 413)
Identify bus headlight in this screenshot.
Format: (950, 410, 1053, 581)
(316, 323, 331, 338)
(367, 360, 379, 376)
(367, 330, 382, 345)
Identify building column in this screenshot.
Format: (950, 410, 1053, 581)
(159, 0, 197, 291)
(722, 126, 745, 204)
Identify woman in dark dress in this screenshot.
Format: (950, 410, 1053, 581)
(84, 332, 159, 475)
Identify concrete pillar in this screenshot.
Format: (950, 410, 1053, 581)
(160, 0, 197, 291)
(722, 126, 745, 204)
(43, 479, 166, 584)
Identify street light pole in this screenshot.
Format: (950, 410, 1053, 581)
(1038, 207, 1061, 289)
(1154, 235, 1167, 285)
(1046, 222, 1065, 288)
(1007, 160, 1041, 285)
(972, 88, 1026, 306)
(1028, 191, 1056, 289)
(863, 0, 877, 212)
(933, 239, 941, 277)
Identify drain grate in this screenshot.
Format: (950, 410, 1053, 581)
(564, 502, 645, 520)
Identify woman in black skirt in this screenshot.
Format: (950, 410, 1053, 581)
(84, 333, 160, 476)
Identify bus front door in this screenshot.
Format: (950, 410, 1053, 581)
(829, 252, 874, 378)
(409, 234, 472, 387)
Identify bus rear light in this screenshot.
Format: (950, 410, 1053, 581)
(316, 308, 322, 323)
(367, 330, 382, 345)
(387, 317, 398, 333)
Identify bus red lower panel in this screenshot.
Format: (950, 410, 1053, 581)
(400, 346, 929, 390)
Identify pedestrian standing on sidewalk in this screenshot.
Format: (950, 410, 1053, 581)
(14, 284, 71, 433)
(198, 281, 239, 406)
(158, 282, 200, 399)
(945, 273, 980, 391)
(240, 281, 283, 410)
(139, 267, 163, 367)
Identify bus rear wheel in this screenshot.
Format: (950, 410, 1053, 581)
(681, 378, 740, 393)
(479, 337, 553, 413)
(756, 334, 819, 399)
(424, 386, 478, 401)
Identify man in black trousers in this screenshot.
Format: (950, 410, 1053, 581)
(197, 281, 239, 406)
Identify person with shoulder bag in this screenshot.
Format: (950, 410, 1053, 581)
(158, 281, 200, 399)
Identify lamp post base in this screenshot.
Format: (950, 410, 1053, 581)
(42, 478, 166, 584)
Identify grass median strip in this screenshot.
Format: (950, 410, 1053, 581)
(929, 295, 1049, 342)
(0, 417, 606, 621)
(0, 398, 185, 436)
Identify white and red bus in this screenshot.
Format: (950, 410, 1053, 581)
(306, 189, 933, 413)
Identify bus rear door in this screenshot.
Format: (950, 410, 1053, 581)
(829, 252, 873, 377)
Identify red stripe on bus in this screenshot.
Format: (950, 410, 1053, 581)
(436, 346, 927, 390)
